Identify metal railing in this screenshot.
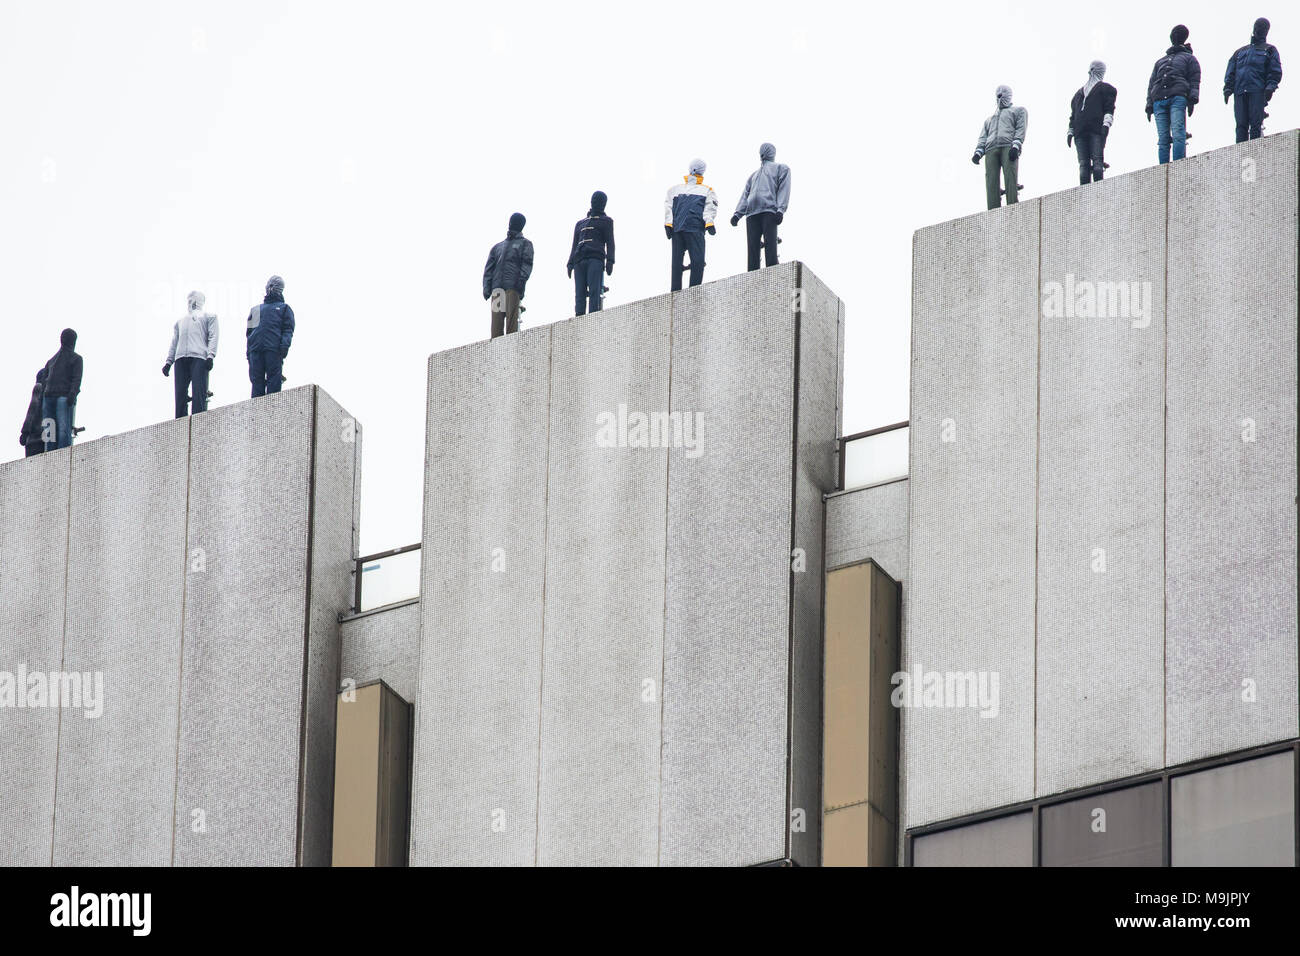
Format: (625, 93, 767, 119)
(838, 420, 909, 490)
(352, 544, 421, 614)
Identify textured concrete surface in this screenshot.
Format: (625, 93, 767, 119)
(413, 263, 840, 866)
(536, 300, 670, 866)
(906, 200, 1041, 828)
(412, 328, 552, 867)
(0, 447, 71, 866)
(0, 386, 358, 867)
(1036, 166, 1168, 794)
(52, 420, 190, 866)
(340, 601, 421, 705)
(1165, 132, 1299, 766)
(825, 480, 909, 580)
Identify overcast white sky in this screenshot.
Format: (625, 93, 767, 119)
(1, 1, 1293, 551)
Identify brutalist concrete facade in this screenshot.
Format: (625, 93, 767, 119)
(410, 262, 842, 866)
(905, 130, 1300, 830)
(0, 386, 360, 866)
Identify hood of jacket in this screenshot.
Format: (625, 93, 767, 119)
(759, 142, 776, 162)
(1166, 43, 1193, 55)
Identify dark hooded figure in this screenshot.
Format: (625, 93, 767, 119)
(19, 368, 47, 457)
(567, 191, 615, 316)
(1068, 61, 1118, 185)
(483, 213, 534, 337)
(1224, 18, 1283, 142)
(1146, 24, 1201, 164)
(731, 143, 792, 271)
(41, 328, 82, 451)
(246, 275, 295, 398)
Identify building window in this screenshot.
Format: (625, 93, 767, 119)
(1171, 751, 1295, 866)
(912, 812, 1032, 866)
(1040, 781, 1162, 866)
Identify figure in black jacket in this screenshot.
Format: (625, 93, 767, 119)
(1224, 18, 1283, 142)
(483, 213, 534, 337)
(1068, 61, 1117, 185)
(41, 328, 83, 451)
(1146, 25, 1201, 164)
(566, 192, 614, 316)
(19, 368, 47, 457)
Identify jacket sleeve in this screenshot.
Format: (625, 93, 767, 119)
(206, 315, 219, 361)
(704, 187, 718, 229)
(1224, 53, 1237, 96)
(483, 246, 498, 299)
(975, 117, 989, 156)
(166, 323, 179, 365)
(566, 223, 579, 271)
(1268, 46, 1282, 92)
(1188, 55, 1201, 104)
(1146, 63, 1159, 110)
(519, 240, 534, 294)
(664, 186, 674, 228)
(1013, 108, 1027, 150)
(605, 219, 615, 267)
(280, 306, 294, 358)
(1067, 93, 1077, 135)
(1103, 86, 1116, 125)
(733, 173, 752, 218)
(71, 355, 83, 402)
(776, 166, 790, 215)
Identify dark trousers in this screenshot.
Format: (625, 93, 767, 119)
(1075, 131, 1106, 184)
(575, 259, 604, 315)
(1234, 92, 1267, 142)
(670, 231, 705, 291)
(174, 356, 209, 418)
(490, 288, 521, 338)
(249, 349, 284, 398)
(40, 394, 74, 451)
(745, 212, 780, 271)
(25, 442, 43, 457)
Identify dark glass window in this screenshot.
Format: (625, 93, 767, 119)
(1040, 781, 1162, 866)
(913, 812, 1032, 866)
(1171, 751, 1295, 866)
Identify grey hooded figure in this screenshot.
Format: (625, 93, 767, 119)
(731, 142, 792, 271)
(972, 85, 1029, 209)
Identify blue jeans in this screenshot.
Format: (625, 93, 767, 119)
(41, 394, 75, 451)
(575, 259, 604, 315)
(249, 349, 284, 398)
(1153, 96, 1187, 164)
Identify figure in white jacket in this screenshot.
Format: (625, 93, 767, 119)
(163, 290, 219, 418)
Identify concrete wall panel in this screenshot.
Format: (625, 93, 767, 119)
(0, 448, 71, 866)
(906, 201, 1040, 827)
(341, 601, 421, 706)
(1036, 168, 1168, 794)
(536, 301, 671, 866)
(412, 328, 552, 866)
(173, 389, 315, 865)
(825, 481, 909, 580)
(52, 420, 190, 865)
(660, 264, 797, 866)
(1166, 131, 1300, 765)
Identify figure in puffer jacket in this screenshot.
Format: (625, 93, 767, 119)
(1146, 25, 1201, 164)
(731, 143, 791, 271)
(1224, 17, 1283, 142)
(163, 290, 219, 418)
(246, 275, 295, 397)
(972, 85, 1029, 210)
(664, 159, 718, 291)
(483, 213, 534, 337)
(1068, 61, 1118, 185)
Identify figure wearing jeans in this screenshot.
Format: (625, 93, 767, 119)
(1153, 95, 1189, 163)
(566, 191, 614, 316)
(40, 328, 82, 451)
(1067, 61, 1117, 185)
(40, 394, 75, 452)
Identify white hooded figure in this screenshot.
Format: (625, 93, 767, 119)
(163, 290, 219, 417)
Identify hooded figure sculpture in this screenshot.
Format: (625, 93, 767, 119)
(663, 158, 719, 291)
(483, 213, 535, 337)
(1224, 17, 1283, 142)
(731, 143, 792, 271)
(567, 190, 615, 316)
(163, 290, 220, 418)
(1068, 61, 1118, 185)
(246, 275, 295, 397)
(19, 368, 47, 457)
(972, 85, 1029, 210)
(41, 328, 83, 451)
(1146, 24, 1201, 164)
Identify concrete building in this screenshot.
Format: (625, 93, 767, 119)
(2, 131, 1297, 866)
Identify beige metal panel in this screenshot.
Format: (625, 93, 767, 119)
(332, 685, 382, 867)
(822, 560, 900, 866)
